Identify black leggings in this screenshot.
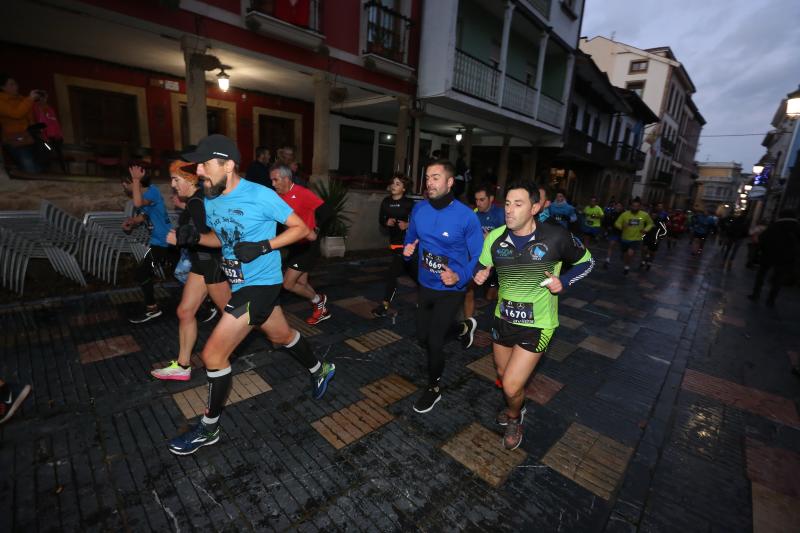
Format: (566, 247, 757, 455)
(136, 246, 178, 306)
(383, 250, 418, 302)
(416, 287, 465, 387)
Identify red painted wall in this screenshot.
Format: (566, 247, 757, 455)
(2, 43, 314, 171)
(323, 0, 361, 54)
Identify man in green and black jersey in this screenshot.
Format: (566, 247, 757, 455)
(474, 180, 594, 450)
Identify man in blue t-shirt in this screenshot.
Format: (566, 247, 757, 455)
(122, 165, 178, 324)
(165, 134, 336, 456)
(403, 159, 484, 414)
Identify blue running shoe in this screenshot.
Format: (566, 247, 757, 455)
(168, 422, 220, 455)
(311, 362, 336, 400)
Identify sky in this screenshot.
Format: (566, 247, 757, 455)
(581, 0, 800, 169)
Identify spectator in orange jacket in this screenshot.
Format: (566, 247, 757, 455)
(0, 74, 44, 173)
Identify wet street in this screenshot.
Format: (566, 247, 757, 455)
(1, 239, 799, 532)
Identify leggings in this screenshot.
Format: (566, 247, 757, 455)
(383, 249, 418, 302)
(416, 286, 465, 387)
(136, 246, 177, 306)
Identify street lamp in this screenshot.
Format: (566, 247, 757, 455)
(455, 128, 463, 143)
(217, 69, 230, 91)
(787, 85, 800, 118)
(752, 164, 764, 175)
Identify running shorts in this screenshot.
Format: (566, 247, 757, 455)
(190, 252, 227, 285)
(224, 284, 281, 326)
(284, 242, 319, 273)
(491, 316, 554, 353)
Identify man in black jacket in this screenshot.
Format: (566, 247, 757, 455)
(748, 210, 800, 307)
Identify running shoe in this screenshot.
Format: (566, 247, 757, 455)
(413, 386, 441, 413)
(168, 422, 220, 455)
(0, 383, 31, 424)
(129, 307, 162, 324)
(371, 303, 389, 318)
(495, 405, 527, 426)
(306, 294, 331, 325)
(503, 416, 524, 450)
(311, 362, 336, 399)
(459, 317, 478, 350)
(151, 361, 191, 382)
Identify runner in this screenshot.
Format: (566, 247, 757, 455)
(122, 164, 178, 323)
(666, 209, 686, 249)
(614, 198, 653, 275)
(270, 164, 331, 325)
(166, 134, 335, 455)
(460, 184, 505, 345)
(372, 174, 417, 318)
(690, 209, 715, 256)
(582, 196, 604, 245)
(151, 161, 231, 382)
(602, 201, 624, 269)
(549, 191, 577, 230)
(474, 180, 594, 449)
(641, 202, 669, 270)
(403, 159, 484, 413)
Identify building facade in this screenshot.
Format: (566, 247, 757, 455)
(694, 162, 743, 215)
(756, 96, 800, 218)
(579, 36, 704, 206)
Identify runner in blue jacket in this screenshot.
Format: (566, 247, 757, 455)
(404, 159, 484, 414)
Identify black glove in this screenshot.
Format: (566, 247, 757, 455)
(176, 224, 200, 247)
(234, 240, 272, 263)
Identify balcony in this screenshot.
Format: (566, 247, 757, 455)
(538, 93, 564, 127)
(453, 48, 500, 104)
(502, 75, 537, 117)
(564, 128, 613, 166)
(661, 137, 676, 154)
(613, 143, 646, 170)
(362, 1, 414, 79)
(530, 0, 552, 19)
(654, 170, 673, 185)
(245, 0, 324, 51)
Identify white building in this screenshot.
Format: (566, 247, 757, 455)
(695, 162, 744, 215)
(579, 36, 703, 205)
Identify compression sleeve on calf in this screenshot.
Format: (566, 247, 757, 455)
(558, 250, 594, 289)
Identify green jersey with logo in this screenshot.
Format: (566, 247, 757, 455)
(478, 223, 592, 330)
(614, 210, 654, 241)
(583, 205, 604, 228)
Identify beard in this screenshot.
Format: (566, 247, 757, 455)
(204, 175, 227, 199)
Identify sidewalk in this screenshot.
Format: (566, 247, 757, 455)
(1, 238, 798, 532)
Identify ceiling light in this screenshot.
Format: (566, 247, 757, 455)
(455, 128, 463, 142)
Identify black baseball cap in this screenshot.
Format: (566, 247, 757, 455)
(182, 134, 241, 164)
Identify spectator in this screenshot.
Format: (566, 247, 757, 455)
(245, 145, 272, 188)
(748, 210, 800, 307)
(549, 191, 577, 229)
(0, 73, 44, 173)
(33, 92, 66, 174)
(746, 218, 769, 268)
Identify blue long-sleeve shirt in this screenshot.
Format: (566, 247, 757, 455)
(405, 199, 483, 291)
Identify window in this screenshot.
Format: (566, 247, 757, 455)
(570, 104, 579, 129)
(582, 108, 592, 134)
(376, 131, 397, 180)
(626, 81, 645, 98)
(69, 86, 139, 149)
(490, 39, 501, 69)
(525, 61, 538, 88)
(338, 125, 374, 176)
(592, 116, 601, 140)
(629, 60, 648, 73)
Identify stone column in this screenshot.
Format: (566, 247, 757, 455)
(496, 134, 511, 199)
(560, 53, 576, 128)
(463, 125, 474, 167)
(311, 73, 331, 186)
(181, 35, 210, 147)
(393, 96, 410, 175)
(532, 32, 549, 120)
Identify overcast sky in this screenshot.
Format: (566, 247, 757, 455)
(581, 0, 800, 169)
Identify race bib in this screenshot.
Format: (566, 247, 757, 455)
(422, 250, 448, 274)
(499, 299, 534, 325)
(221, 258, 244, 284)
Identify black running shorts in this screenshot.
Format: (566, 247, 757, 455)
(491, 316, 554, 354)
(284, 242, 318, 273)
(190, 253, 227, 285)
(224, 284, 281, 326)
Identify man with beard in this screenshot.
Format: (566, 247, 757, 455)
(614, 197, 653, 275)
(474, 180, 594, 449)
(167, 134, 336, 455)
(403, 159, 483, 413)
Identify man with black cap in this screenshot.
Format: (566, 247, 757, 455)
(168, 134, 336, 455)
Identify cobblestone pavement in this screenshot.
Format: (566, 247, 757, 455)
(1, 238, 799, 532)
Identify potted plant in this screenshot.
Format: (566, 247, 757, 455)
(313, 178, 352, 258)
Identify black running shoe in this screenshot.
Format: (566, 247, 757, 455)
(496, 405, 527, 426)
(413, 386, 441, 413)
(129, 307, 162, 324)
(460, 317, 477, 349)
(371, 304, 389, 318)
(198, 305, 218, 324)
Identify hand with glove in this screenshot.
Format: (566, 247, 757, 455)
(234, 240, 272, 263)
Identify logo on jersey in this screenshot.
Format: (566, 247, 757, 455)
(571, 234, 585, 250)
(530, 243, 548, 260)
(495, 247, 514, 257)
(229, 209, 244, 217)
(499, 242, 509, 248)
(442, 231, 449, 237)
